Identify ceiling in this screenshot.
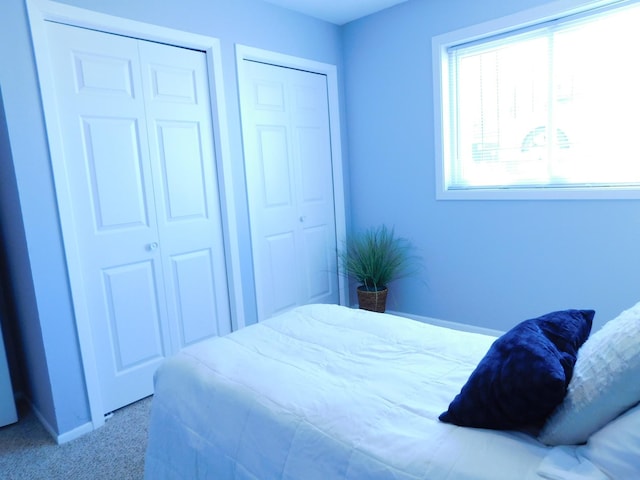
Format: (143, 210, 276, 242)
(260, 0, 409, 25)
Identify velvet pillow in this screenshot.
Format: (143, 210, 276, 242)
(439, 309, 594, 430)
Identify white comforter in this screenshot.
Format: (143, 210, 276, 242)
(144, 304, 605, 480)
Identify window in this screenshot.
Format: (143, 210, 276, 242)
(433, 0, 640, 199)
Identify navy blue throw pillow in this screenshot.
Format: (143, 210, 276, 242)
(439, 309, 594, 431)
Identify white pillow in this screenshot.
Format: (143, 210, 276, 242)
(578, 402, 640, 479)
(538, 300, 640, 445)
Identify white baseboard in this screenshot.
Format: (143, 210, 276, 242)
(27, 397, 94, 444)
(55, 420, 94, 444)
(386, 309, 504, 337)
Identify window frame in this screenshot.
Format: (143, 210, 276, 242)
(432, 0, 640, 200)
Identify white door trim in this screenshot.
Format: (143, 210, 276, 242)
(235, 45, 348, 309)
(26, 0, 243, 435)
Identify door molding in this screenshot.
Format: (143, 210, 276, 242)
(26, 0, 243, 436)
(235, 45, 348, 311)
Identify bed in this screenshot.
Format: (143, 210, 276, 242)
(144, 303, 640, 480)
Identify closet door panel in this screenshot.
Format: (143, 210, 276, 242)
(82, 117, 149, 229)
(156, 121, 207, 219)
(138, 40, 232, 347)
(45, 22, 173, 413)
(170, 249, 219, 347)
(102, 261, 165, 370)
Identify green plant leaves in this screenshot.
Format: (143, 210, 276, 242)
(339, 225, 416, 290)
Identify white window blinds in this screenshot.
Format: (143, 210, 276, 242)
(445, 1, 640, 191)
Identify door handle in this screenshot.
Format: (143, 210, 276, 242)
(148, 242, 159, 251)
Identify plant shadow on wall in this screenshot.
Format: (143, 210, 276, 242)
(339, 225, 421, 313)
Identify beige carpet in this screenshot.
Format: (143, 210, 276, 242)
(0, 396, 152, 480)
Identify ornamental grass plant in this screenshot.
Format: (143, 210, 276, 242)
(339, 225, 415, 292)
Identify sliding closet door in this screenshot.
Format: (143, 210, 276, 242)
(239, 60, 339, 321)
(44, 22, 230, 413)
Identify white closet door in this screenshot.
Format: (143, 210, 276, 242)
(240, 60, 339, 321)
(45, 22, 230, 413)
(138, 40, 231, 349)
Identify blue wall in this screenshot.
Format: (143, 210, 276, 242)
(0, 0, 344, 437)
(0, 0, 77, 435)
(342, 0, 640, 332)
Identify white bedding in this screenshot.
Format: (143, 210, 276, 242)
(144, 304, 608, 480)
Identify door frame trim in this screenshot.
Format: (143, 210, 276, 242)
(26, 0, 243, 433)
(235, 45, 348, 314)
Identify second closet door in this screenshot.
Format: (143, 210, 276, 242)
(45, 22, 230, 413)
(239, 60, 339, 321)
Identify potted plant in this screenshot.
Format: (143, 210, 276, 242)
(339, 225, 415, 313)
